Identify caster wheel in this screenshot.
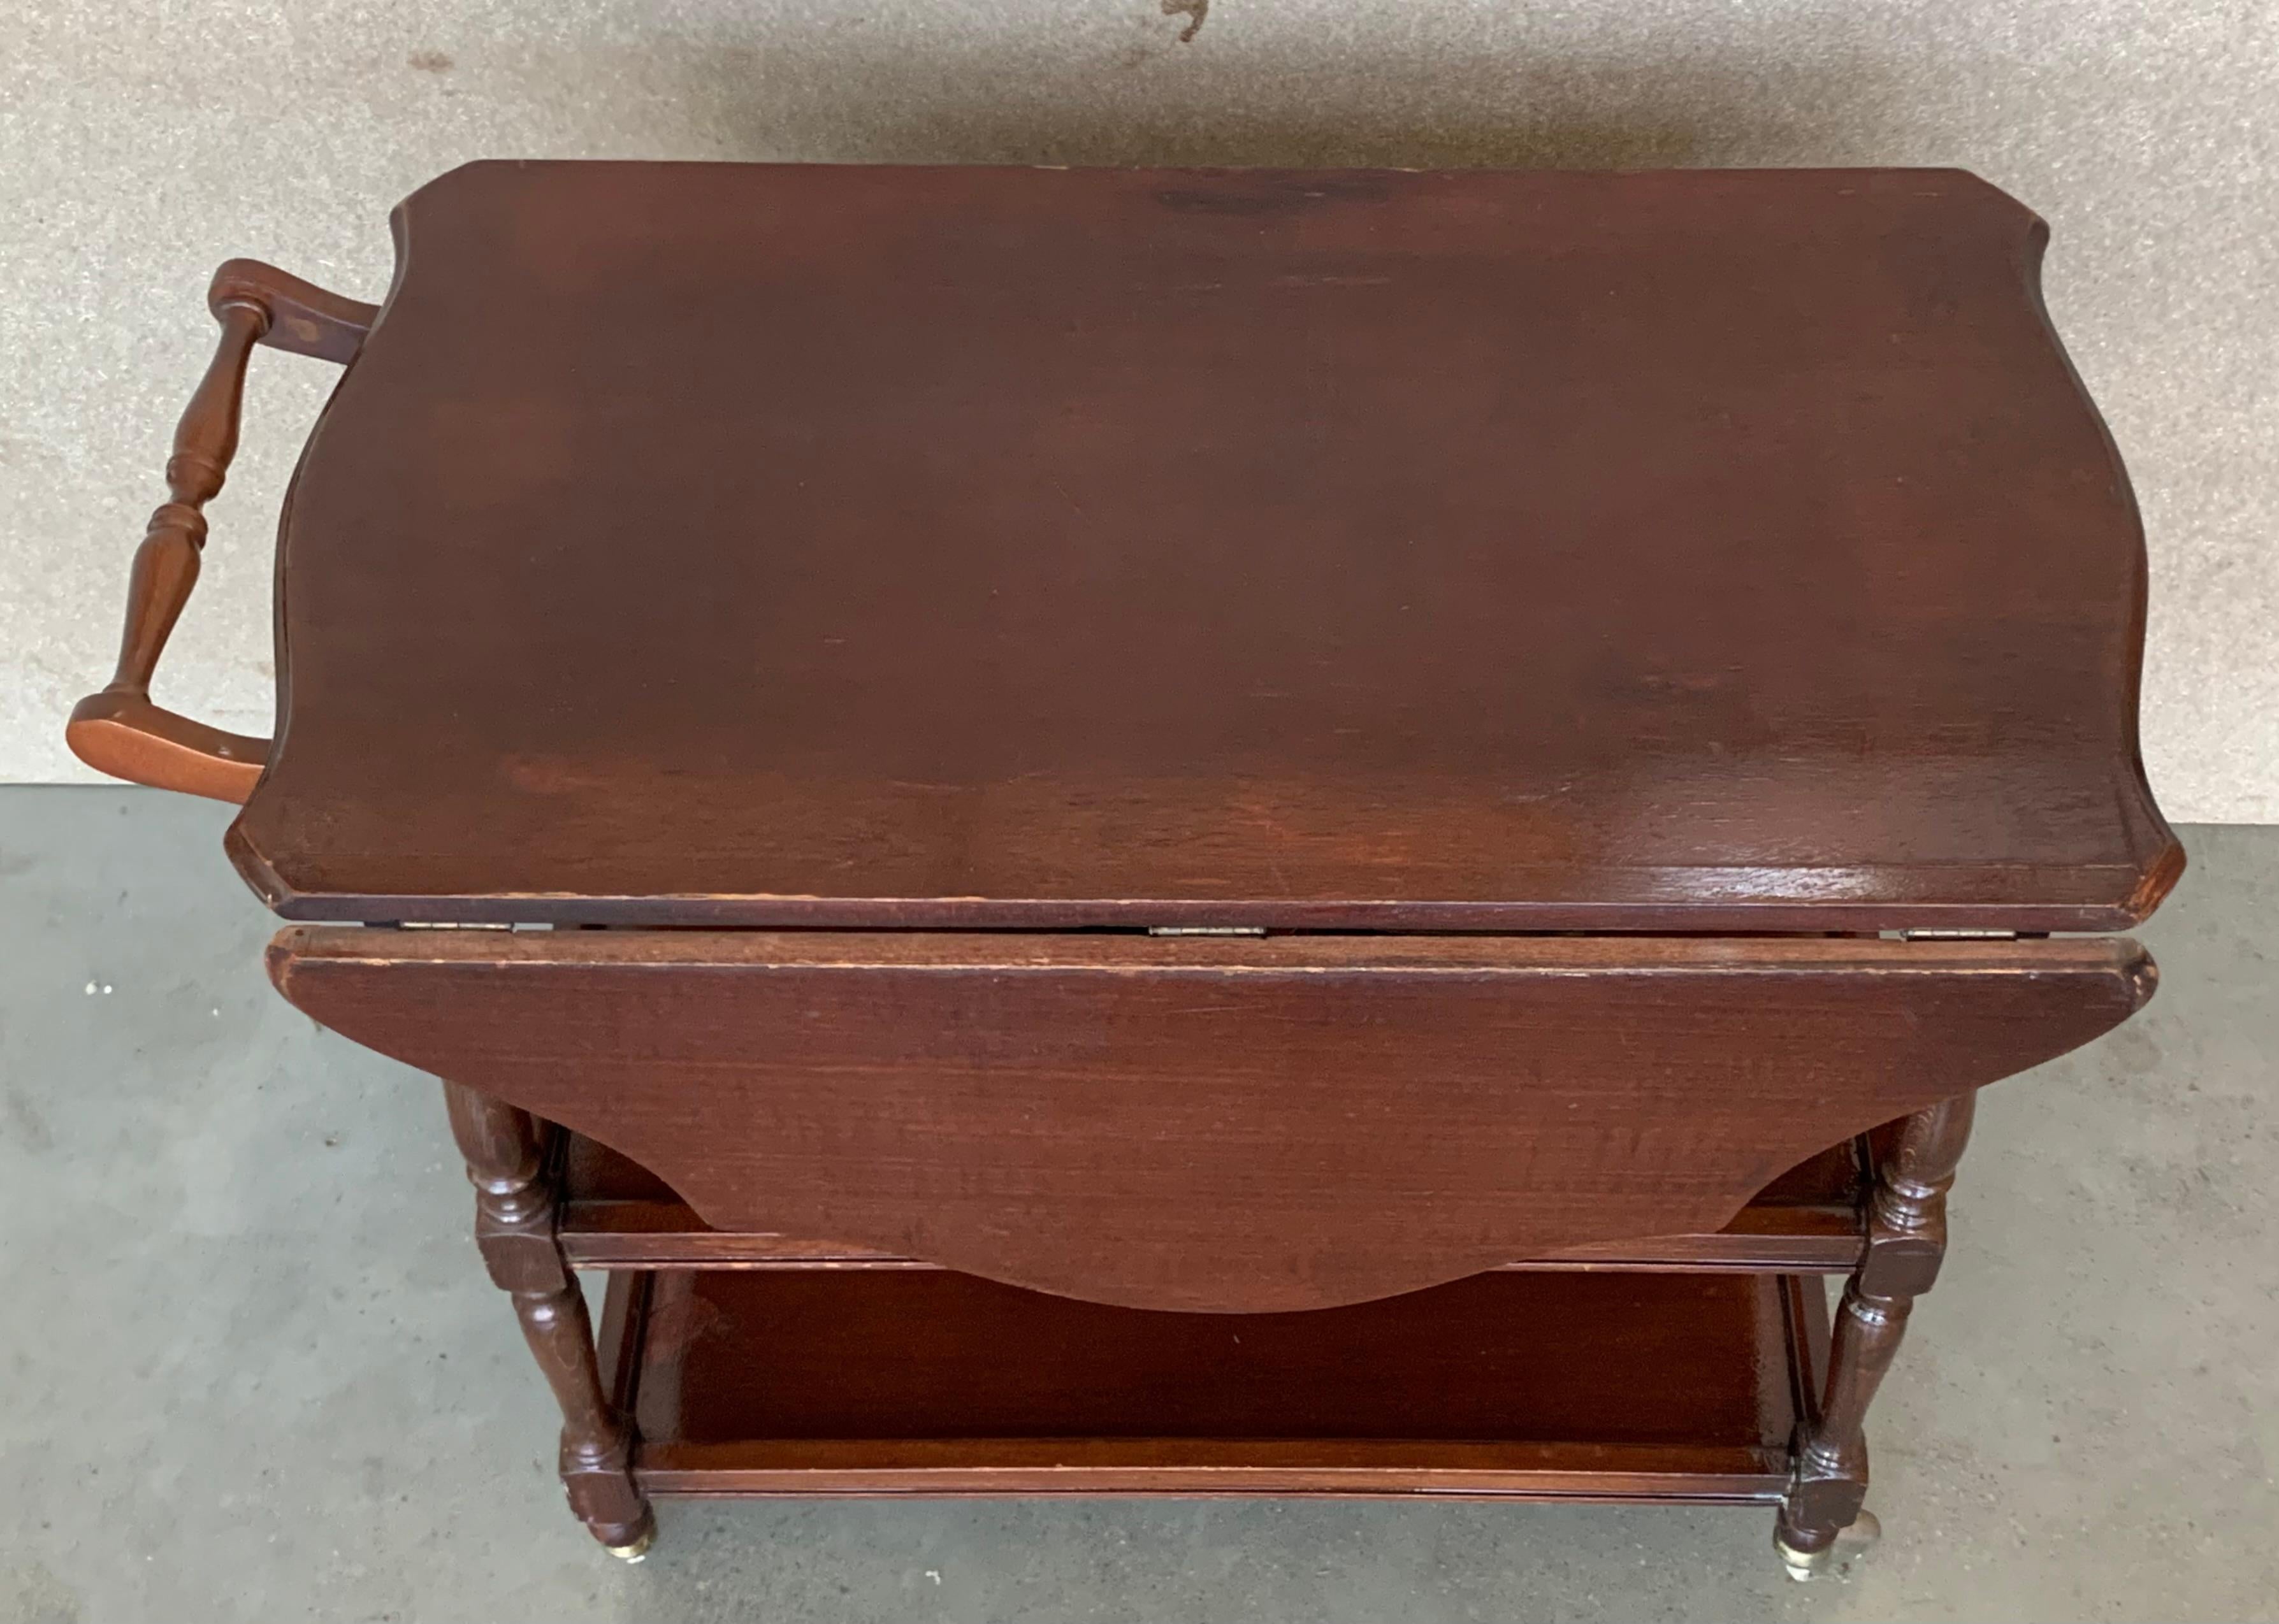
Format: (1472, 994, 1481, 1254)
(600, 1511, 658, 1562)
(1776, 1509, 1880, 1582)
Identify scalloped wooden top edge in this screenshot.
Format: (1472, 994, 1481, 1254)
(231, 163, 2184, 932)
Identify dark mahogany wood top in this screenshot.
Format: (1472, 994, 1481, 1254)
(231, 162, 2178, 930)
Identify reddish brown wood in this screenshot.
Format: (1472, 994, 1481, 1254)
(633, 1444, 1792, 1500)
(554, 1130, 1872, 1274)
(1777, 1093, 1977, 1563)
(593, 1268, 651, 1419)
(208, 257, 382, 364)
(275, 930, 2152, 1312)
(440, 1081, 652, 1555)
(74, 166, 2187, 1564)
(608, 1269, 1818, 1500)
(224, 162, 2179, 932)
(67, 259, 375, 803)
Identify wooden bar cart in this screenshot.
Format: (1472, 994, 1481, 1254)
(69, 162, 2180, 1577)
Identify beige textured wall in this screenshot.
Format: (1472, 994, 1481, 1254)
(5, 0, 2273, 817)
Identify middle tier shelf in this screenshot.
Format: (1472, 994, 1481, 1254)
(556, 1130, 1878, 1276)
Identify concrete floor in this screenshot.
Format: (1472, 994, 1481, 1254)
(0, 789, 2272, 1623)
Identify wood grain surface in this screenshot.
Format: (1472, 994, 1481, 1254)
(270, 928, 2153, 1311)
(553, 1128, 1874, 1274)
(609, 1270, 1813, 1500)
(228, 163, 2178, 932)
(633, 1269, 1793, 1445)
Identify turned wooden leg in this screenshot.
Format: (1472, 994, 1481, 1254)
(1776, 1091, 1975, 1578)
(442, 1079, 655, 1559)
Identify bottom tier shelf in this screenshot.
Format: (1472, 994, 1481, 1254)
(599, 1267, 1828, 1501)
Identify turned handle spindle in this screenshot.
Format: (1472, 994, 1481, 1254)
(65, 260, 378, 804)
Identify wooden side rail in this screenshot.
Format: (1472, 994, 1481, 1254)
(66, 259, 377, 803)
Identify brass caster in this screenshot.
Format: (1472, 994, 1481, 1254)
(603, 1517, 657, 1563)
(1776, 1534, 1831, 1583)
(1776, 1510, 1880, 1583)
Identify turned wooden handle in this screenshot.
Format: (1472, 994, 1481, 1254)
(66, 261, 379, 803)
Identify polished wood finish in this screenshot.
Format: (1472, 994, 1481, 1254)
(69, 166, 2185, 1566)
(440, 1081, 652, 1554)
(555, 1130, 1873, 1274)
(224, 163, 2178, 932)
(208, 257, 382, 365)
(67, 259, 375, 803)
(601, 1268, 1821, 1500)
(273, 928, 2152, 1312)
(1778, 1094, 1976, 1558)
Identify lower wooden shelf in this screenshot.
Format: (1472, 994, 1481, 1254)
(597, 1266, 1830, 1501)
